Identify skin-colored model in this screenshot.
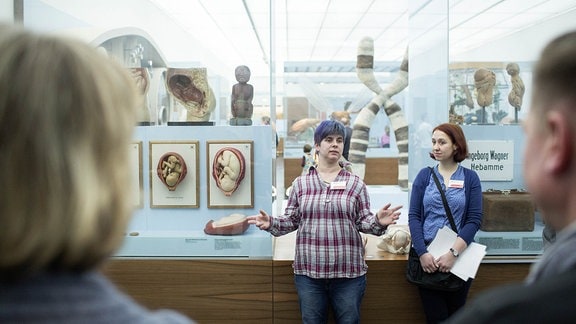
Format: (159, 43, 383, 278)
(213, 147, 245, 196)
(474, 68, 496, 107)
(158, 152, 187, 191)
(506, 62, 525, 122)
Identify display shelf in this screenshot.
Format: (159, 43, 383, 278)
(117, 229, 272, 258)
(475, 215, 544, 256)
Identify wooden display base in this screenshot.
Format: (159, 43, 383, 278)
(104, 234, 532, 323)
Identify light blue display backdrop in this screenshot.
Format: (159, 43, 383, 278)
(116, 125, 274, 258)
(462, 124, 542, 256)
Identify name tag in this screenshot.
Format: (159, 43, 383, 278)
(330, 181, 347, 190)
(448, 180, 464, 188)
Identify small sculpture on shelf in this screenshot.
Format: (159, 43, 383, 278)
(506, 62, 525, 123)
(474, 68, 496, 123)
(230, 65, 254, 126)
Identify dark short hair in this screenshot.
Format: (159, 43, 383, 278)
(303, 143, 312, 153)
(429, 123, 469, 162)
(314, 120, 345, 145)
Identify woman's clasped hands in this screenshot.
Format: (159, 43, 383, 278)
(420, 252, 456, 273)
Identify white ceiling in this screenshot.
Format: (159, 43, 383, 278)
(148, 0, 576, 77)
(26, 0, 576, 98)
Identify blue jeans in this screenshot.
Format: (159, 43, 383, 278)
(294, 274, 366, 324)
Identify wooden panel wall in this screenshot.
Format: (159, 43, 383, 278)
(272, 259, 426, 323)
(103, 258, 529, 324)
(102, 259, 273, 323)
(284, 157, 399, 189)
(272, 234, 531, 323)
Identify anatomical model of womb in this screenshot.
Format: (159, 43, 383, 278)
(157, 152, 187, 191)
(212, 147, 246, 196)
(166, 67, 216, 122)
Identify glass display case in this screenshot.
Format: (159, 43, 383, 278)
(448, 62, 530, 125)
(19, 0, 576, 261)
(14, 3, 576, 322)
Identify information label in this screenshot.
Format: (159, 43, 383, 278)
(462, 140, 514, 181)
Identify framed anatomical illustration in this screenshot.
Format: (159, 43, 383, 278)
(130, 141, 144, 208)
(149, 141, 199, 208)
(207, 140, 254, 208)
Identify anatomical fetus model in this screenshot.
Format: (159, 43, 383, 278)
(212, 147, 245, 196)
(157, 152, 187, 191)
(506, 63, 525, 111)
(230, 65, 254, 126)
(474, 68, 496, 107)
(166, 67, 216, 122)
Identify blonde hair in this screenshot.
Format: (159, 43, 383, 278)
(0, 25, 139, 279)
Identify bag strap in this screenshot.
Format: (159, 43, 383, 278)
(429, 167, 458, 232)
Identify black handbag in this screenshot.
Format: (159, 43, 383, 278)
(406, 167, 466, 291)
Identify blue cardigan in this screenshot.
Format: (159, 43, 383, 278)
(408, 166, 483, 256)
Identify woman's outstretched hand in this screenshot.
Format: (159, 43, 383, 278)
(247, 210, 271, 230)
(376, 203, 402, 226)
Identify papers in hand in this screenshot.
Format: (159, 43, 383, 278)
(427, 226, 487, 281)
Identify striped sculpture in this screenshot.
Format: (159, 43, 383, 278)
(350, 37, 409, 190)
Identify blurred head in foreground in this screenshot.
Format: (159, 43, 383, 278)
(0, 24, 139, 281)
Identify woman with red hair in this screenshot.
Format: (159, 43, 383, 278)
(408, 123, 483, 323)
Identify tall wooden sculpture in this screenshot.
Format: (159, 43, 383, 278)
(350, 37, 409, 189)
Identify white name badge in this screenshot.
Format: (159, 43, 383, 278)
(330, 181, 347, 190)
(448, 180, 464, 188)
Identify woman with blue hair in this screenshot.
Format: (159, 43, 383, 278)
(248, 119, 402, 323)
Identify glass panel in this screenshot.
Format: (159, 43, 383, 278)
(18, 0, 576, 259)
(408, 0, 449, 180)
(448, 0, 576, 257)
